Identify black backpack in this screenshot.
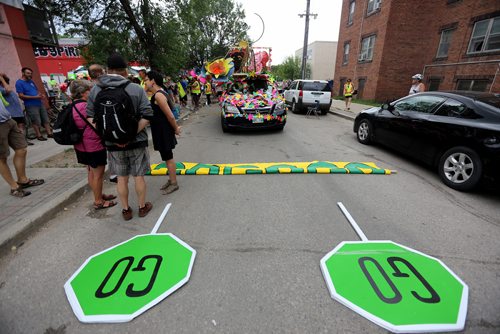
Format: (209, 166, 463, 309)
(53, 101, 85, 145)
(93, 81, 138, 144)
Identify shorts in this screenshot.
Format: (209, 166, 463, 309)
(75, 149, 107, 169)
(25, 105, 49, 126)
(108, 147, 150, 177)
(0, 119, 27, 159)
(344, 95, 353, 99)
(12, 117, 25, 125)
(159, 149, 173, 161)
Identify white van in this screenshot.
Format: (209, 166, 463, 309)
(284, 79, 332, 114)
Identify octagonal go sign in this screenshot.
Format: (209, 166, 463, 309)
(64, 233, 196, 323)
(320, 241, 468, 333)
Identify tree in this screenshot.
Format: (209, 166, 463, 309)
(29, 0, 248, 75)
(175, 0, 249, 68)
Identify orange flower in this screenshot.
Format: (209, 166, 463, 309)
(206, 58, 234, 78)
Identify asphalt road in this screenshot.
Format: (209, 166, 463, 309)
(0, 104, 499, 333)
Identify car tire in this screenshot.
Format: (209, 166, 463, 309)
(357, 119, 372, 144)
(276, 125, 285, 131)
(321, 109, 328, 115)
(291, 100, 298, 113)
(438, 146, 482, 191)
(221, 118, 229, 133)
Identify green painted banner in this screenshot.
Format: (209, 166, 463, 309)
(148, 161, 392, 175)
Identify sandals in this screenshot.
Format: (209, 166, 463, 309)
(17, 179, 44, 189)
(102, 194, 117, 201)
(94, 200, 117, 210)
(10, 188, 31, 198)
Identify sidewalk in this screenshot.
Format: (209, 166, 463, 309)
(328, 98, 370, 120)
(0, 105, 196, 253)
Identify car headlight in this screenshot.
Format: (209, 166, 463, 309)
(274, 102, 285, 114)
(225, 105, 240, 114)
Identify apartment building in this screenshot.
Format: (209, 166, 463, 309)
(296, 41, 338, 80)
(334, 0, 500, 102)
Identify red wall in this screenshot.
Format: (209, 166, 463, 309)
(34, 45, 84, 75)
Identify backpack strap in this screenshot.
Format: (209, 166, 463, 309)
(72, 100, 101, 137)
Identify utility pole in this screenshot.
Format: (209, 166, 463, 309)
(298, 0, 317, 79)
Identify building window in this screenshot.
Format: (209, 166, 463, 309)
(467, 17, 500, 54)
(359, 35, 376, 62)
(367, 0, 381, 15)
(348, 1, 355, 25)
(436, 29, 454, 58)
(343, 43, 350, 64)
(456, 79, 489, 91)
(428, 79, 441, 91)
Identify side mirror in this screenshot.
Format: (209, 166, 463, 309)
(382, 103, 399, 116)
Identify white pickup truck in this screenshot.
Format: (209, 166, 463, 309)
(284, 79, 332, 115)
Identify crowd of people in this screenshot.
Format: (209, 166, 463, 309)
(0, 53, 215, 222)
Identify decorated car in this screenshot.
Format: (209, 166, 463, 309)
(220, 73, 286, 132)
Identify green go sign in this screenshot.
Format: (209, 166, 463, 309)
(320, 241, 468, 333)
(64, 233, 196, 323)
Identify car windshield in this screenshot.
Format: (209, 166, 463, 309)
(228, 78, 269, 94)
(302, 82, 329, 92)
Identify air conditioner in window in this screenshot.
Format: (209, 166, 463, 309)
(375, 0, 381, 10)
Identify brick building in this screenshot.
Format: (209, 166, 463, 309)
(333, 0, 500, 102)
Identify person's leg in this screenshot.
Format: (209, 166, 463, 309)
(117, 175, 129, 209)
(26, 106, 43, 138)
(12, 147, 28, 184)
(90, 165, 105, 204)
(134, 176, 146, 208)
(0, 158, 18, 189)
(39, 105, 53, 136)
(166, 159, 177, 184)
(347, 97, 352, 110)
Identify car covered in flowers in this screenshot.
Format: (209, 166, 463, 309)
(220, 74, 287, 132)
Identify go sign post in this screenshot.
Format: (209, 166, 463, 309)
(64, 204, 196, 323)
(320, 203, 468, 333)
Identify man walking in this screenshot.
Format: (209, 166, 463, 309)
(0, 97, 44, 197)
(86, 54, 154, 220)
(15, 67, 53, 141)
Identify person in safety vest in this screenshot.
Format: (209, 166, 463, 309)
(205, 80, 213, 105)
(177, 81, 187, 107)
(190, 77, 201, 110)
(343, 78, 355, 111)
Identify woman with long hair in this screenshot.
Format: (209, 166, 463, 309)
(145, 71, 181, 194)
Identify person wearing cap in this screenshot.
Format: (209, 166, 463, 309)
(409, 74, 425, 95)
(86, 53, 154, 221)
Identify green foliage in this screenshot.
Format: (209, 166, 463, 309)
(273, 56, 307, 81)
(30, 0, 248, 76)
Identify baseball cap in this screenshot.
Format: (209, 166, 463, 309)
(107, 53, 128, 69)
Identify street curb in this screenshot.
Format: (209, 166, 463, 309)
(0, 177, 89, 256)
(328, 109, 356, 121)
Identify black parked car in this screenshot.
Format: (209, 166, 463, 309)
(353, 91, 500, 191)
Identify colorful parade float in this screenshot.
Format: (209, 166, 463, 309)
(202, 41, 286, 132)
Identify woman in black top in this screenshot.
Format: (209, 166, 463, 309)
(145, 71, 181, 194)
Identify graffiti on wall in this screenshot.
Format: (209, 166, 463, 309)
(34, 45, 81, 58)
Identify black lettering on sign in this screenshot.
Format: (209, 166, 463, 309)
(126, 255, 163, 297)
(359, 257, 402, 304)
(49, 47, 57, 57)
(95, 256, 134, 298)
(387, 257, 440, 304)
(358, 256, 440, 304)
(95, 255, 163, 298)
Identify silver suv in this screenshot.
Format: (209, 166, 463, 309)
(284, 79, 332, 114)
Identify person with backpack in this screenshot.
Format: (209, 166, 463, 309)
(145, 71, 181, 195)
(69, 79, 116, 210)
(86, 53, 154, 221)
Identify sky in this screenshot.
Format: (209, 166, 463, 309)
(237, 0, 342, 65)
